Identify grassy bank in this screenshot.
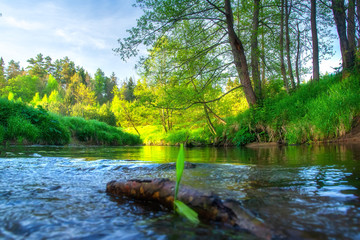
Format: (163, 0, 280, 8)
(0, 98, 140, 146)
(127, 72, 360, 146)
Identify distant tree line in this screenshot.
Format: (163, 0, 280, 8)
(0, 54, 138, 127)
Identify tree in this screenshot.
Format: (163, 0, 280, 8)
(250, 0, 262, 99)
(44, 74, 59, 96)
(0, 57, 5, 94)
(94, 68, 112, 104)
(111, 89, 141, 136)
(279, 0, 289, 92)
(26, 53, 49, 82)
(6, 60, 22, 80)
(139, 35, 228, 134)
(357, 0, 360, 49)
(311, 0, 320, 81)
(115, 0, 258, 106)
(122, 77, 136, 102)
(104, 72, 117, 102)
(4, 75, 41, 102)
(331, 0, 355, 71)
(53, 57, 76, 86)
(285, 0, 296, 88)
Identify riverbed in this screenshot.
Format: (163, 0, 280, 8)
(0, 144, 359, 239)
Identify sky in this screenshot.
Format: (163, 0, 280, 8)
(0, 0, 341, 83)
(0, 0, 143, 83)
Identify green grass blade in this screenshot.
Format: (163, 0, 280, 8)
(174, 200, 200, 225)
(174, 143, 184, 200)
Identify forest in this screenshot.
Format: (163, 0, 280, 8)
(0, 0, 360, 146)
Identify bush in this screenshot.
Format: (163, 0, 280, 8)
(232, 126, 256, 146)
(0, 125, 5, 143)
(61, 116, 141, 145)
(5, 116, 40, 143)
(165, 129, 189, 145)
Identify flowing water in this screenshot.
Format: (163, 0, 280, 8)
(0, 144, 359, 239)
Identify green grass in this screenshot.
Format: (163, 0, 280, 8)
(0, 98, 141, 146)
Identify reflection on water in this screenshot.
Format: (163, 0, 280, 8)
(0, 144, 359, 239)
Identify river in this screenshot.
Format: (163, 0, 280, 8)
(0, 144, 359, 239)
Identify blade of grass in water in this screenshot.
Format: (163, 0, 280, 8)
(174, 144, 184, 200)
(174, 200, 200, 225)
(174, 144, 199, 224)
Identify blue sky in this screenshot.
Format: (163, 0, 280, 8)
(0, 0, 341, 83)
(0, 0, 142, 82)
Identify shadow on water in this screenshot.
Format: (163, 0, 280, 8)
(0, 143, 359, 239)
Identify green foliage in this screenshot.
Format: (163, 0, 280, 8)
(4, 75, 41, 102)
(0, 125, 4, 143)
(166, 129, 189, 145)
(232, 126, 256, 146)
(5, 116, 40, 143)
(174, 144, 200, 225)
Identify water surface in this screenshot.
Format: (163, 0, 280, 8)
(0, 144, 359, 239)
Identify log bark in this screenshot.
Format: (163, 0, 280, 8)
(106, 178, 274, 240)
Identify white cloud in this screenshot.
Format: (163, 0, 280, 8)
(2, 16, 44, 31)
(54, 28, 106, 50)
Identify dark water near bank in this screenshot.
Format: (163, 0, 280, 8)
(0, 144, 359, 239)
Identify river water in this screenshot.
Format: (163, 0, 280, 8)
(0, 144, 359, 239)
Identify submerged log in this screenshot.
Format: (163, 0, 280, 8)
(106, 178, 276, 240)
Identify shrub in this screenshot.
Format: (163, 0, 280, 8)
(61, 116, 141, 145)
(232, 126, 256, 146)
(165, 129, 189, 145)
(0, 125, 5, 143)
(5, 116, 40, 143)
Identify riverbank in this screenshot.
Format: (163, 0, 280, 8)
(126, 72, 360, 147)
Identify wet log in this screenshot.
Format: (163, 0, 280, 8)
(106, 178, 276, 240)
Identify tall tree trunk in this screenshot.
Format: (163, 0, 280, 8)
(347, 0, 356, 51)
(224, 0, 257, 106)
(280, 0, 289, 92)
(261, 27, 266, 84)
(261, 6, 266, 84)
(285, 0, 296, 88)
(357, 0, 360, 48)
(295, 23, 301, 86)
(251, 0, 262, 100)
(331, 0, 355, 71)
(311, 0, 320, 81)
